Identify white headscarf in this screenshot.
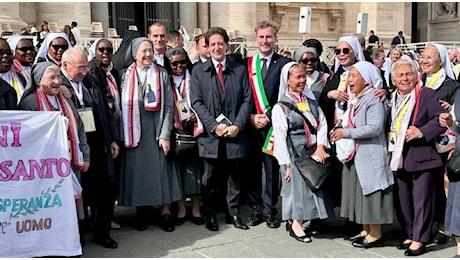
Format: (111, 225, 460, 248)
(87, 38, 103, 61)
(277, 61, 316, 101)
(352, 61, 383, 89)
(334, 35, 365, 73)
(429, 43, 456, 79)
(7, 36, 26, 55)
(34, 32, 72, 63)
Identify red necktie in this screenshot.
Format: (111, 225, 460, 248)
(217, 63, 225, 90)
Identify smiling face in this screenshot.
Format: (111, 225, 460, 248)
(0, 39, 13, 73)
(392, 63, 417, 95)
(347, 67, 367, 95)
(95, 39, 113, 66)
(15, 39, 35, 66)
(40, 66, 62, 96)
(299, 52, 317, 75)
(208, 33, 228, 62)
(390, 49, 402, 63)
(148, 24, 167, 54)
(335, 41, 355, 67)
(287, 65, 306, 93)
(420, 46, 442, 74)
(135, 41, 154, 69)
(168, 53, 187, 76)
(256, 27, 277, 56)
(48, 37, 69, 61)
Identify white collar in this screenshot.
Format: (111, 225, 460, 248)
(211, 58, 226, 70)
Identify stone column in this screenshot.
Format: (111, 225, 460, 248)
(210, 2, 257, 41)
(91, 2, 110, 38)
(197, 2, 209, 33)
(179, 2, 197, 38)
(0, 3, 28, 33)
(35, 2, 91, 37)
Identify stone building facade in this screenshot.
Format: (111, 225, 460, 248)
(0, 2, 458, 49)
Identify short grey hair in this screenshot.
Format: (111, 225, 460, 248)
(62, 46, 87, 63)
(390, 59, 418, 81)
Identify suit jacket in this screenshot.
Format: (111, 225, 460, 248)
(401, 88, 447, 172)
(190, 59, 252, 159)
(391, 36, 406, 46)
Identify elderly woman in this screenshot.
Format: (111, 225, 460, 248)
(389, 60, 448, 256)
(17, 61, 90, 246)
(164, 47, 204, 226)
(382, 47, 403, 90)
(272, 62, 330, 243)
(292, 46, 329, 101)
(118, 37, 181, 232)
(35, 32, 72, 65)
(419, 43, 460, 245)
(330, 61, 393, 249)
(7, 36, 36, 86)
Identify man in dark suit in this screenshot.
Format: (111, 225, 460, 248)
(190, 27, 252, 232)
(391, 31, 407, 47)
(193, 33, 210, 64)
(61, 47, 120, 249)
(243, 21, 291, 229)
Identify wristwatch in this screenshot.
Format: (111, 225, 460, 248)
(418, 130, 424, 139)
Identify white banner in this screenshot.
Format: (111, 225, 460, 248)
(0, 111, 81, 257)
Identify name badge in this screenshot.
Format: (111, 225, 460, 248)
(177, 99, 191, 121)
(78, 107, 96, 132)
(388, 131, 396, 152)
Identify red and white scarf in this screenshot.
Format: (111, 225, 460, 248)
(13, 59, 31, 86)
(35, 87, 85, 170)
(105, 70, 121, 115)
(121, 62, 162, 148)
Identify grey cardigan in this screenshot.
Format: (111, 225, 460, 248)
(342, 90, 394, 195)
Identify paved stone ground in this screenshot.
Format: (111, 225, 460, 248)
(81, 205, 457, 258)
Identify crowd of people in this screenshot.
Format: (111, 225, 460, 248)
(2, 20, 460, 258)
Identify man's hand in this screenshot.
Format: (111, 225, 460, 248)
(223, 125, 240, 138)
(250, 114, 269, 129)
(111, 141, 119, 158)
(439, 112, 453, 128)
(215, 124, 228, 137)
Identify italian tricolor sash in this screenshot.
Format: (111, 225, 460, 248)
(248, 54, 275, 155)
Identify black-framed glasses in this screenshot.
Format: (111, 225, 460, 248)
(51, 44, 68, 51)
(300, 58, 318, 64)
(170, 60, 187, 67)
(0, 49, 13, 56)
(16, 46, 35, 53)
(98, 47, 114, 54)
(334, 48, 351, 55)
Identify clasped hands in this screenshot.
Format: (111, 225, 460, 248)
(215, 124, 239, 138)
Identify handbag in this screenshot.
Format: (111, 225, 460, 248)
(172, 133, 198, 157)
(278, 100, 335, 192)
(446, 149, 460, 176)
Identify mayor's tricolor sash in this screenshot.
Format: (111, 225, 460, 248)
(248, 54, 275, 155)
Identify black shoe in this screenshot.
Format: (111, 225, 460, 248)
(225, 213, 233, 224)
(352, 237, 384, 249)
(229, 215, 249, 230)
(206, 216, 219, 231)
(289, 227, 312, 243)
(404, 244, 426, 256)
(94, 236, 118, 249)
(191, 216, 205, 225)
(433, 231, 449, 245)
(285, 221, 292, 232)
(175, 216, 186, 226)
(349, 233, 366, 243)
(264, 215, 281, 228)
(396, 241, 412, 250)
(80, 236, 86, 247)
(161, 214, 175, 232)
(247, 213, 264, 226)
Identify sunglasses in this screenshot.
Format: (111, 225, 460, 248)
(98, 47, 114, 54)
(0, 49, 13, 56)
(300, 58, 318, 64)
(334, 48, 351, 55)
(16, 46, 35, 53)
(51, 44, 68, 51)
(170, 60, 187, 67)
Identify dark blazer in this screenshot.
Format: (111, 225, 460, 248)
(319, 65, 346, 132)
(391, 36, 406, 46)
(190, 59, 252, 159)
(421, 74, 459, 105)
(0, 79, 17, 110)
(61, 74, 119, 148)
(243, 53, 291, 120)
(401, 88, 448, 172)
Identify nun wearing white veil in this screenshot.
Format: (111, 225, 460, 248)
(34, 32, 72, 65)
(330, 60, 393, 249)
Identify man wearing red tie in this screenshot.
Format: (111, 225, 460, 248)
(190, 27, 252, 232)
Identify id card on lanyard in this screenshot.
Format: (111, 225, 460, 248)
(78, 107, 96, 132)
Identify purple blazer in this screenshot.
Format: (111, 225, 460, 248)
(401, 87, 448, 172)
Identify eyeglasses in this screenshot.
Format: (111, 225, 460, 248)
(334, 48, 351, 55)
(170, 60, 187, 67)
(0, 49, 13, 56)
(98, 47, 114, 54)
(67, 62, 90, 72)
(300, 58, 318, 64)
(16, 46, 35, 53)
(51, 44, 68, 51)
